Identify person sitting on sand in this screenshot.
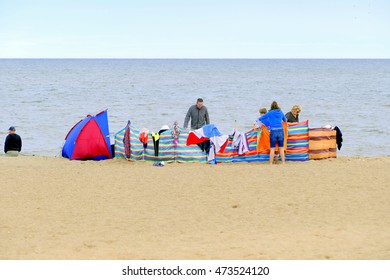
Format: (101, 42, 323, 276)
(260, 101, 287, 165)
(285, 105, 301, 123)
(4, 126, 22, 157)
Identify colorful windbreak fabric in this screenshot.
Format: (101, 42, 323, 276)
(114, 120, 310, 163)
(309, 128, 337, 160)
(115, 127, 207, 162)
(285, 121, 309, 161)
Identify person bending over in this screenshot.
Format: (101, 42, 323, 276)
(260, 101, 287, 165)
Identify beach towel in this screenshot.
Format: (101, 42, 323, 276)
(186, 124, 223, 145)
(232, 130, 249, 155)
(186, 124, 228, 162)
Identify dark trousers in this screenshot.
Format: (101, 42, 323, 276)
(197, 140, 211, 154)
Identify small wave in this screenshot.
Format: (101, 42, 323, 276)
(365, 129, 386, 134)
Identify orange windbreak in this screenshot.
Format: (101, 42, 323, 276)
(257, 122, 287, 152)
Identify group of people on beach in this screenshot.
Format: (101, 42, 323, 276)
(183, 98, 301, 165)
(4, 98, 301, 162)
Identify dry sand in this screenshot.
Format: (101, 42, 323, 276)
(1, 155, 389, 260)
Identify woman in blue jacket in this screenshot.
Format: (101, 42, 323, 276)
(260, 101, 287, 164)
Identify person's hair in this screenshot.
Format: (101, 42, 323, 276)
(197, 98, 203, 103)
(291, 105, 301, 113)
(259, 107, 267, 114)
(270, 101, 280, 110)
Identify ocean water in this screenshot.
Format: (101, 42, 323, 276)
(0, 59, 389, 157)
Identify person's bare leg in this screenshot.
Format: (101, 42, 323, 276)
(269, 148, 275, 165)
(279, 148, 285, 164)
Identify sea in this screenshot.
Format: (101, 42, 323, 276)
(0, 59, 389, 157)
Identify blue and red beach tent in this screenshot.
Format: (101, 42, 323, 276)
(62, 110, 113, 160)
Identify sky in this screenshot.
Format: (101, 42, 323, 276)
(0, 0, 389, 58)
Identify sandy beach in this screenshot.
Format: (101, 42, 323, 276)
(1, 156, 389, 260)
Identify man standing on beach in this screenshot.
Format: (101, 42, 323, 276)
(4, 126, 22, 157)
(183, 98, 210, 130)
(184, 98, 211, 155)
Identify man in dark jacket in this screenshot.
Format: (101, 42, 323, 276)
(4, 126, 22, 156)
(183, 98, 210, 130)
(183, 98, 211, 154)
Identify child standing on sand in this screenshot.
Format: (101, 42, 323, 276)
(254, 108, 268, 147)
(254, 107, 268, 130)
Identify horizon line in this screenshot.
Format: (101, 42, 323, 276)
(1, 57, 390, 60)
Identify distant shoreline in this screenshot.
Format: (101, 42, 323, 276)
(1, 57, 390, 60)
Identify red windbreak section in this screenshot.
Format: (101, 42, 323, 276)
(72, 119, 110, 159)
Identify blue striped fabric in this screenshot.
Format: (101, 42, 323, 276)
(114, 126, 206, 162)
(285, 121, 309, 161)
(174, 132, 207, 162)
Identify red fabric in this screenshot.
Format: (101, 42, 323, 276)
(219, 139, 228, 153)
(139, 132, 148, 145)
(186, 131, 209, 146)
(72, 119, 111, 159)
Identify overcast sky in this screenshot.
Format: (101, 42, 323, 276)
(1, 0, 389, 58)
